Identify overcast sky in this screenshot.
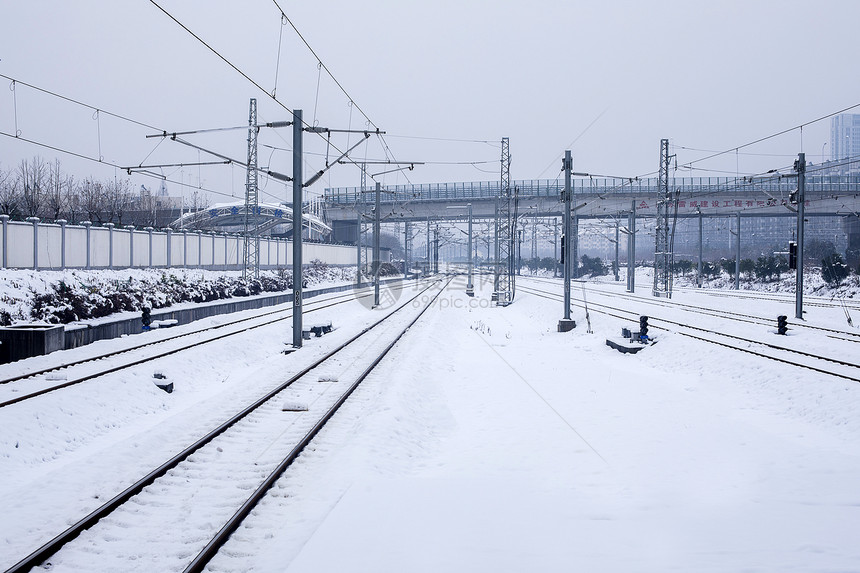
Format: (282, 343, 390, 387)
(1, 0, 858, 206)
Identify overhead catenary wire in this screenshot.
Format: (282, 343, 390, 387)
(674, 101, 860, 171)
(0, 129, 245, 201)
(0, 73, 162, 132)
(148, 0, 374, 184)
(265, 0, 414, 185)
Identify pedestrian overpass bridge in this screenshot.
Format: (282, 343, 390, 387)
(324, 175, 860, 225)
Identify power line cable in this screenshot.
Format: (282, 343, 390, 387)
(0, 73, 161, 132)
(0, 129, 243, 202)
(675, 102, 860, 170)
(148, 1, 360, 179)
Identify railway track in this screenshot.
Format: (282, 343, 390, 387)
(522, 276, 860, 342)
(0, 279, 432, 409)
(4, 277, 450, 573)
(517, 282, 860, 384)
(673, 283, 860, 312)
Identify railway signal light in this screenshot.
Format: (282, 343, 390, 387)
(639, 315, 649, 340)
(560, 233, 565, 264)
(141, 307, 152, 331)
(788, 241, 797, 270)
(777, 315, 788, 335)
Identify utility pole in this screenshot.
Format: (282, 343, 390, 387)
(467, 203, 474, 296)
(426, 217, 430, 275)
(734, 211, 741, 291)
(292, 109, 304, 348)
(627, 200, 636, 293)
(356, 163, 365, 286)
(614, 220, 620, 281)
(373, 181, 381, 307)
(553, 218, 559, 278)
(697, 208, 703, 287)
(433, 226, 439, 274)
(558, 150, 575, 332)
(572, 212, 579, 279)
(795, 152, 806, 320)
(404, 221, 411, 279)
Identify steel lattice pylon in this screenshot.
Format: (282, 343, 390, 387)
(243, 98, 260, 278)
(494, 137, 514, 306)
(653, 138, 671, 297)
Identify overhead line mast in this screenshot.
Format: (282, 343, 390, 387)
(653, 138, 672, 297)
(494, 137, 514, 306)
(243, 98, 260, 278)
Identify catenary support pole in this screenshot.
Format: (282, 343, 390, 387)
(0, 214, 8, 268)
(697, 209, 703, 287)
(627, 200, 636, 293)
(558, 150, 575, 331)
(614, 220, 620, 281)
(735, 211, 741, 290)
(355, 206, 362, 286)
(795, 152, 806, 320)
(292, 109, 304, 348)
(373, 181, 381, 307)
(404, 221, 410, 280)
(467, 203, 474, 295)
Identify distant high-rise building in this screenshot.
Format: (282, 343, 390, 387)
(830, 113, 860, 172)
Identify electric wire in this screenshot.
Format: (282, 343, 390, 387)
(0, 73, 162, 132)
(674, 102, 860, 171)
(150, 0, 392, 186)
(0, 129, 243, 202)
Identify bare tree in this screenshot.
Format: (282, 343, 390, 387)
(135, 184, 157, 227)
(45, 159, 70, 222)
(65, 179, 83, 224)
(0, 165, 21, 217)
(80, 178, 105, 224)
(188, 189, 210, 212)
(105, 177, 134, 225)
(18, 156, 48, 218)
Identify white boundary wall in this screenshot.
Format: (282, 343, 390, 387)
(0, 217, 378, 270)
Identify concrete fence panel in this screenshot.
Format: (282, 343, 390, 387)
(66, 226, 88, 268)
(0, 220, 365, 272)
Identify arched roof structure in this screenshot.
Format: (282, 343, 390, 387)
(170, 201, 331, 235)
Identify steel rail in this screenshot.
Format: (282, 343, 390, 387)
(522, 276, 860, 340)
(518, 285, 860, 383)
(0, 281, 432, 408)
(0, 284, 400, 387)
(4, 278, 443, 573)
(184, 277, 452, 573)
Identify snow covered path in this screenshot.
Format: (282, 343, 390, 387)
(3, 274, 860, 572)
(246, 276, 860, 572)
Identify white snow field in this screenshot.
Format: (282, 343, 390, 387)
(1, 272, 859, 572)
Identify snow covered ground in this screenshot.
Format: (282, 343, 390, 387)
(1, 270, 859, 572)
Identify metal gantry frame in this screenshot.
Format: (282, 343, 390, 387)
(494, 137, 514, 306)
(653, 138, 671, 297)
(243, 98, 261, 278)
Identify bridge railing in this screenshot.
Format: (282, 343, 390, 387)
(324, 175, 860, 205)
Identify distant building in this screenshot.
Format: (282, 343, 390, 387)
(830, 113, 860, 174)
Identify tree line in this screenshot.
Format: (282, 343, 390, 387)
(0, 156, 208, 228)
